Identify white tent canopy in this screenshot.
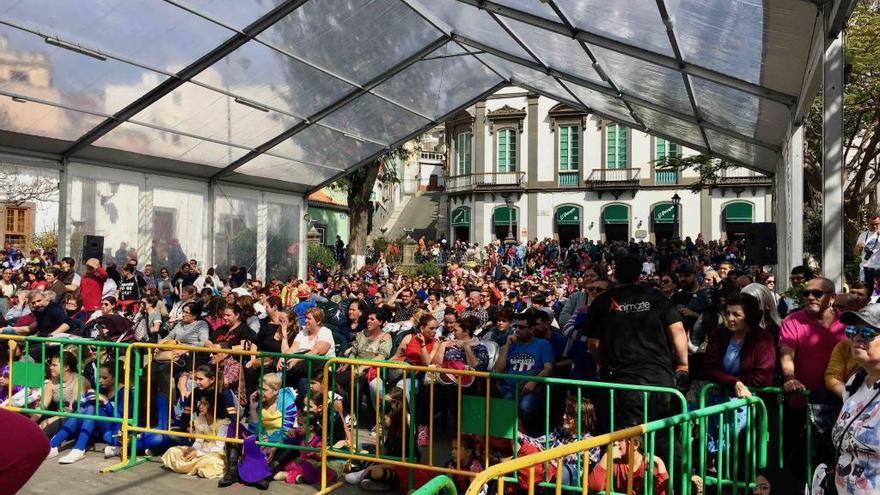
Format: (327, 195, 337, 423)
(0, 0, 855, 193)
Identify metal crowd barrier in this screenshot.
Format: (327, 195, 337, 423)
(451, 396, 767, 495)
(699, 383, 814, 490)
(318, 356, 688, 494)
(104, 341, 330, 473)
(1, 334, 130, 427)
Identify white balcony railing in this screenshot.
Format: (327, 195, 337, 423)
(446, 172, 525, 192)
(586, 168, 641, 183)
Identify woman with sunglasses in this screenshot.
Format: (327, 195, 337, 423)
(826, 305, 880, 494)
(703, 293, 776, 458)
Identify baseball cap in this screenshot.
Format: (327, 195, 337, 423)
(840, 304, 880, 329)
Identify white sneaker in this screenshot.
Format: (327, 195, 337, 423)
(104, 446, 121, 458)
(58, 449, 86, 464)
(344, 470, 366, 485)
(47, 447, 59, 459)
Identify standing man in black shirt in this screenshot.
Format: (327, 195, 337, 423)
(582, 255, 689, 467)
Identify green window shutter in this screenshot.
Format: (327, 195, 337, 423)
(509, 130, 517, 172)
(669, 142, 679, 158)
(457, 133, 472, 175)
(570, 127, 579, 171)
(619, 126, 627, 166)
(606, 124, 617, 169)
(559, 126, 569, 170)
(498, 130, 507, 172)
(656, 138, 666, 160)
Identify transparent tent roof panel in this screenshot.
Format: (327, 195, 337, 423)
(0, 0, 235, 73)
(416, 0, 532, 61)
(171, 0, 284, 32)
(235, 153, 340, 187)
(0, 98, 107, 142)
(372, 44, 504, 121)
(320, 93, 432, 146)
(128, 82, 300, 150)
(192, 39, 356, 120)
(588, 45, 694, 117)
(267, 123, 383, 171)
(630, 103, 705, 151)
(554, 0, 674, 57)
(561, 84, 636, 126)
(93, 121, 249, 168)
(258, 0, 444, 86)
(691, 77, 791, 145)
(0, 25, 170, 116)
(668, 0, 816, 94)
(705, 129, 777, 173)
(501, 17, 610, 89)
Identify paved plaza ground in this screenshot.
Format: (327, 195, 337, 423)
(23, 449, 386, 495)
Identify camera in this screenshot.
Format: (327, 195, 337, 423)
(866, 249, 874, 261)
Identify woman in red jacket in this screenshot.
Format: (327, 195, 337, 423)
(703, 293, 776, 455)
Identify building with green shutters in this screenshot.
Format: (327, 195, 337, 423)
(444, 88, 772, 246)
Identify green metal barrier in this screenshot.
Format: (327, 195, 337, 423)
(699, 383, 813, 491)
(421, 395, 768, 495)
(321, 356, 690, 494)
(1, 335, 131, 426)
(412, 475, 458, 495)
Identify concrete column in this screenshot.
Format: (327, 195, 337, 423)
(823, 32, 844, 290)
(474, 103, 486, 175)
(527, 95, 539, 186)
(473, 194, 484, 245)
(57, 158, 69, 258)
(527, 191, 538, 240)
(700, 188, 711, 238)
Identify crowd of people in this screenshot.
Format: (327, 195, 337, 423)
(0, 224, 879, 494)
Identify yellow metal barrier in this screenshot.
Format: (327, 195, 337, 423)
(319, 356, 494, 493)
(104, 341, 329, 473)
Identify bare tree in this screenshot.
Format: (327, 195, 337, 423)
(0, 165, 57, 206)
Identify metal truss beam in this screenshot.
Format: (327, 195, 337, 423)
(61, 0, 312, 158)
(452, 0, 798, 108)
(453, 35, 780, 153)
(211, 35, 450, 180)
(307, 80, 510, 194)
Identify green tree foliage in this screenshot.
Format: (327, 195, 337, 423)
(328, 147, 414, 270)
(307, 244, 338, 270)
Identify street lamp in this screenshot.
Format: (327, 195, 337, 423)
(671, 193, 681, 241)
(501, 192, 516, 247)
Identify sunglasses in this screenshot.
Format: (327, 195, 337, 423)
(846, 325, 879, 342)
(803, 289, 831, 299)
(586, 287, 605, 293)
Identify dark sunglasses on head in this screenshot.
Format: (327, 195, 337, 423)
(803, 289, 831, 299)
(846, 325, 879, 342)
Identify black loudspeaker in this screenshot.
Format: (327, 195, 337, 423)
(82, 235, 104, 262)
(741, 223, 777, 266)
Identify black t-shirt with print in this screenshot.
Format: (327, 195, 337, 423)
(583, 284, 682, 383)
(211, 323, 250, 346)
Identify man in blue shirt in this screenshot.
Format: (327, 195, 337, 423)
(495, 308, 554, 430)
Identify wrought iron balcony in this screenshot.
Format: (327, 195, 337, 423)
(585, 168, 641, 190)
(558, 171, 580, 187)
(654, 170, 678, 185)
(445, 171, 525, 192)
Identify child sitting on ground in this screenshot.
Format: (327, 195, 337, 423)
(445, 435, 485, 494)
(275, 390, 343, 485)
(161, 395, 231, 479)
(587, 436, 669, 495)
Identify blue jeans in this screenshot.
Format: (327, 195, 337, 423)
(50, 405, 119, 450)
